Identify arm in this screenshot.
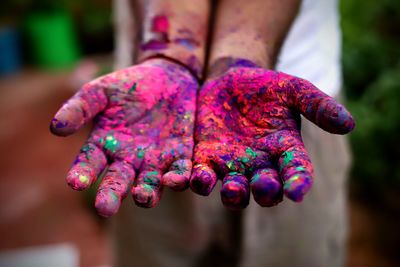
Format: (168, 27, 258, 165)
(209, 0, 300, 73)
(134, 0, 210, 78)
(50, 0, 210, 216)
(190, 0, 355, 209)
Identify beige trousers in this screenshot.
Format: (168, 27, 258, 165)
(111, 1, 351, 266)
(111, 119, 351, 267)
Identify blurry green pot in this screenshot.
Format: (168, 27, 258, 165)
(25, 12, 80, 70)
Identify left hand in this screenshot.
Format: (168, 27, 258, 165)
(190, 64, 355, 210)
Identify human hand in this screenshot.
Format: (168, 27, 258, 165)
(50, 58, 197, 216)
(190, 63, 355, 210)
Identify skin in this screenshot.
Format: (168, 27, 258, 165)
(191, 60, 355, 210)
(134, 0, 210, 77)
(50, 58, 197, 216)
(208, 0, 301, 70)
(189, 0, 355, 210)
(51, 0, 355, 214)
(51, 0, 209, 217)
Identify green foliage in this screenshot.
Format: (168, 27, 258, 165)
(1, 0, 112, 33)
(341, 0, 400, 201)
(348, 67, 400, 197)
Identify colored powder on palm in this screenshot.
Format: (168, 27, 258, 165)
(103, 135, 119, 153)
(129, 82, 137, 93)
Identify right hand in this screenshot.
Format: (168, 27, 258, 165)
(50, 58, 198, 217)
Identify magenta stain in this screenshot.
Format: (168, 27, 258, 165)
(50, 58, 198, 215)
(140, 40, 169, 51)
(152, 15, 169, 33)
(140, 15, 170, 51)
(190, 57, 355, 209)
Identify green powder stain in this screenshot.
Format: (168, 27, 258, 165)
(144, 171, 159, 185)
(283, 174, 300, 190)
(142, 183, 153, 192)
(144, 177, 153, 184)
(80, 162, 87, 167)
(245, 147, 257, 158)
(137, 148, 145, 159)
(252, 173, 261, 183)
(240, 157, 249, 163)
(279, 136, 284, 143)
(174, 163, 187, 174)
(296, 166, 306, 172)
(226, 160, 236, 170)
(81, 145, 93, 160)
(110, 191, 119, 201)
(282, 151, 294, 166)
(103, 134, 119, 153)
(228, 172, 238, 176)
(174, 169, 184, 175)
(129, 82, 137, 93)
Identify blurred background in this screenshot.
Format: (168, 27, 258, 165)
(0, 0, 399, 266)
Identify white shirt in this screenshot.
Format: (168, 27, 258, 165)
(114, 0, 342, 97)
(276, 0, 342, 97)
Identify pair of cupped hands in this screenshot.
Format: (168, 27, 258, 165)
(50, 58, 355, 217)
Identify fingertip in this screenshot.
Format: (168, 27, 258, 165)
(132, 184, 159, 208)
(49, 118, 75, 136)
(283, 173, 313, 202)
(336, 104, 356, 134)
(318, 100, 356, 135)
(66, 165, 96, 191)
(162, 171, 189, 191)
(220, 173, 250, 210)
(189, 164, 217, 196)
(50, 98, 87, 136)
(250, 170, 283, 207)
(163, 159, 191, 191)
(95, 189, 121, 217)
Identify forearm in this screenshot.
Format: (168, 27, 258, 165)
(208, 0, 300, 75)
(133, 0, 210, 78)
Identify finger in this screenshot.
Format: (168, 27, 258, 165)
(50, 82, 107, 136)
(95, 161, 135, 217)
(250, 168, 283, 207)
(66, 143, 107, 190)
(284, 74, 355, 134)
(162, 159, 192, 191)
(189, 164, 218, 196)
(132, 169, 163, 208)
(220, 173, 250, 210)
(278, 144, 313, 202)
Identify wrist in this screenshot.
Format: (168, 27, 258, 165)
(140, 57, 199, 82)
(138, 47, 203, 80)
(136, 1, 209, 79)
(207, 57, 262, 79)
(208, 36, 274, 78)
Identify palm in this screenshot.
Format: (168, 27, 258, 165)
(190, 66, 354, 210)
(51, 59, 197, 216)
